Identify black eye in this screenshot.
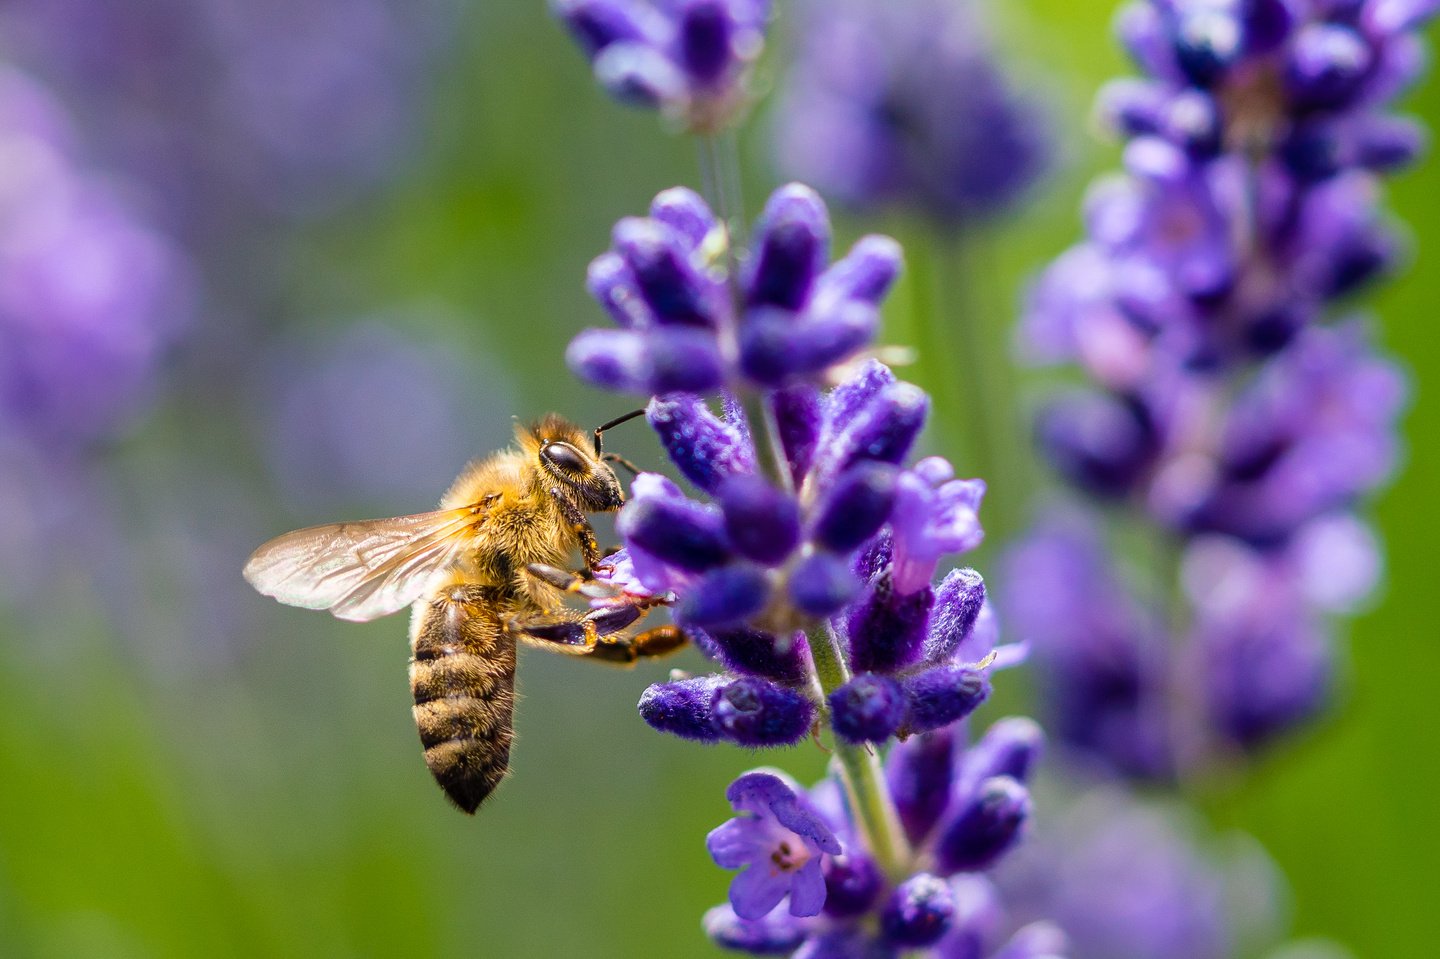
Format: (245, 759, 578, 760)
(542, 443, 587, 473)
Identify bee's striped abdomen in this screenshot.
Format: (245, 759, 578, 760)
(409, 582, 518, 814)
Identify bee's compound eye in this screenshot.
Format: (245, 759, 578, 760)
(542, 443, 587, 473)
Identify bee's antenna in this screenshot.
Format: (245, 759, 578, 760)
(593, 408, 646, 456)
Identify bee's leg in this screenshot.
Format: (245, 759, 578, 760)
(527, 562, 618, 600)
(512, 609, 688, 665)
(548, 487, 603, 572)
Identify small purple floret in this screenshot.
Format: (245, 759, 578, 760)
(707, 770, 842, 920)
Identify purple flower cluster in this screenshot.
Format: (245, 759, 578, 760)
(568, 183, 901, 397)
(772, 0, 1052, 223)
(1012, 0, 1428, 771)
(569, 183, 1053, 953)
(554, 0, 770, 131)
(703, 724, 1065, 957)
(622, 422, 1006, 747)
(0, 66, 192, 451)
(995, 785, 1307, 959)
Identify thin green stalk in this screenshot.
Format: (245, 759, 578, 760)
(930, 227, 1028, 544)
(806, 623, 911, 882)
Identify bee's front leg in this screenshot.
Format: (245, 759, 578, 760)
(548, 487, 603, 573)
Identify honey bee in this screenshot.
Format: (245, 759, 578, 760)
(243, 412, 685, 814)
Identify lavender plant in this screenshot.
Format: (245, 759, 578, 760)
(1011, 0, 1434, 778)
(552, 3, 1069, 952)
(567, 181, 1061, 957)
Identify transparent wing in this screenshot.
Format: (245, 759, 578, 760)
(243, 507, 484, 622)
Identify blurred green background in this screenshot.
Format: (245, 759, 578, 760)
(0, 2, 1435, 956)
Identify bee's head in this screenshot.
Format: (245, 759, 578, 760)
(521, 413, 625, 513)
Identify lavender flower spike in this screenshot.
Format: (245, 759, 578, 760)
(569, 174, 1053, 953)
(1014, 0, 1430, 771)
(554, 0, 771, 131)
(708, 771, 843, 920)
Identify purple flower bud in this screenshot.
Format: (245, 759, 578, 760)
(846, 573, 932, 673)
(935, 776, 1031, 873)
(1243, 0, 1293, 54)
(822, 853, 884, 919)
(739, 302, 879, 386)
(618, 473, 731, 570)
(1201, 602, 1331, 751)
(771, 384, 822, 486)
(788, 552, 862, 618)
(812, 381, 928, 488)
(828, 673, 907, 745)
(812, 463, 899, 553)
(746, 183, 830, 311)
(647, 395, 755, 494)
(676, 563, 772, 628)
(649, 186, 717, 248)
(714, 676, 815, 747)
(594, 42, 688, 106)
(702, 904, 808, 953)
(903, 665, 991, 734)
(698, 627, 809, 685)
(586, 252, 650, 328)
(638, 674, 727, 741)
(1286, 23, 1372, 110)
(1364, 0, 1440, 35)
(567, 327, 725, 394)
(825, 359, 896, 433)
(813, 236, 904, 310)
(567, 328, 649, 391)
(967, 717, 1045, 785)
(1353, 115, 1427, 171)
(612, 217, 717, 327)
(922, 568, 986, 664)
(1171, 7, 1243, 88)
(679, 0, 738, 89)
(554, 0, 663, 59)
(881, 873, 955, 948)
(719, 473, 801, 564)
(886, 727, 957, 846)
(1036, 388, 1160, 498)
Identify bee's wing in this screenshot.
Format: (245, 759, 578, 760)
(243, 507, 483, 622)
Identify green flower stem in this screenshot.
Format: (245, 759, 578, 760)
(806, 622, 912, 883)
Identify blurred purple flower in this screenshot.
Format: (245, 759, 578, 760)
(996, 787, 1279, 959)
(0, 0, 447, 227)
(1015, 0, 1427, 772)
(0, 66, 192, 451)
(554, 0, 771, 131)
(773, 0, 1052, 223)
